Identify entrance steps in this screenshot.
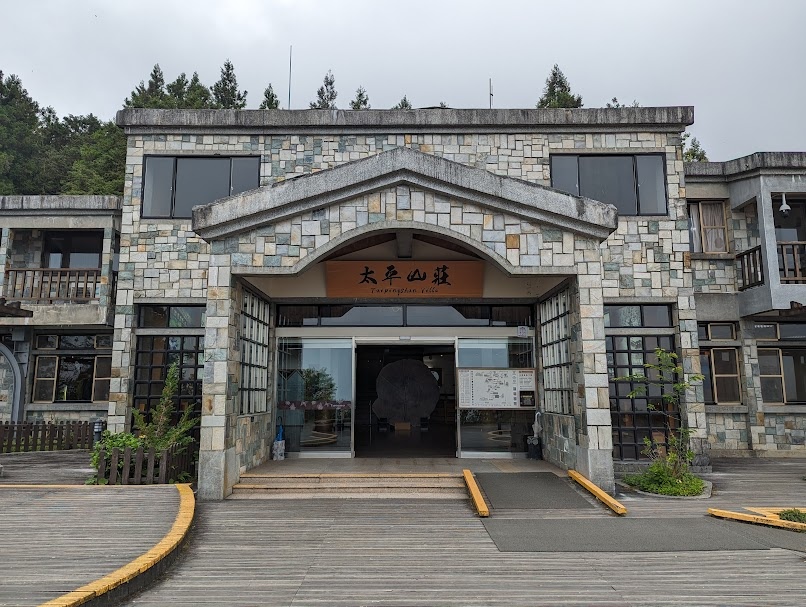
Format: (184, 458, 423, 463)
(229, 472, 468, 499)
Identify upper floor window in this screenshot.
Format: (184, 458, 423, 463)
(604, 304, 672, 329)
(773, 195, 806, 241)
(43, 231, 103, 268)
(142, 156, 260, 219)
(689, 201, 727, 253)
(550, 154, 667, 216)
(139, 305, 206, 328)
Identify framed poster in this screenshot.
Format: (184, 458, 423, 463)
(457, 368, 537, 409)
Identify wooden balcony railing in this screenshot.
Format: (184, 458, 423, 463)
(778, 242, 806, 283)
(736, 246, 764, 291)
(3, 268, 101, 303)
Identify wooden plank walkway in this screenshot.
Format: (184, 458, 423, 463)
(0, 450, 94, 484)
(0, 485, 179, 606)
(121, 498, 806, 606)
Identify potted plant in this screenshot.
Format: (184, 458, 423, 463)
(301, 368, 336, 433)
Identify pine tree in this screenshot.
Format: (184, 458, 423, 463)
(63, 121, 126, 195)
(439, 101, 449, 108)
(392, 95, 412, 110)
(0, 71, 43, 194)
(606, 97, 640, 108)
(349, 86, 370, 110)
(211, 60, 247, 109)
(166, 73, 189, 107)
(259, 84, 280, 109)
(184, 72, 214, 109)
(536, 64, 583, 109)
(309, 70, 337, 109)
(125, 64, 170, 108)
(682, 133, 708, 162)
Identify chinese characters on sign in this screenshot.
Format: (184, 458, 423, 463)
(325, 261, 484, 298)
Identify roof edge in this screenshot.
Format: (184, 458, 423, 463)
(685, 152, 806, 179)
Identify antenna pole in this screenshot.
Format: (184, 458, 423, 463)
(287, 45, 293, 109)
(489, 78, 493, 109)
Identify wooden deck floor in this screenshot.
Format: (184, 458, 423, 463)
(0, 485, 179, 606)
(0, 450, 95, 484)
(121, 458, 806, 607)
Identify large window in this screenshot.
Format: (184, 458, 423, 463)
(43, 231, 103, 268)
(550, 154, 667, 216)
(605, 304, 677, 461)
(32, 334, 112, 403)
(540, 289, 572, 415)
(689, 201, 728, 253)
(759, 348, 806, 404)
(698, 322, 741, 406)
(277, 304, 534, 327)
(240, 290, 271, 415)
(142, 156, 260, 218)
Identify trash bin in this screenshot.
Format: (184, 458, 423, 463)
(527, 436, 542, 460)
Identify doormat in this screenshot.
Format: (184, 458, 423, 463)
(474, 472, 594, 510)
(482, 518, 771, 552)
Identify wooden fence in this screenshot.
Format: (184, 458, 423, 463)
(0, 421, 96, 454)
(97, 443, 195, 485)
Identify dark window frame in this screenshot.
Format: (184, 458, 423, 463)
(31, 333, 113, 403)
(699, 347, 742, 405)
(688, 200, 729, 254)
(42, 230, 104, 269)
(141, 155, 260, 219)
(550, 153, 669, 216)
(138, 305, 206, 328)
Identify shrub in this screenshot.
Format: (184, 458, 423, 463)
(778, 508, 806, 523)
(623, 460, 705, 496)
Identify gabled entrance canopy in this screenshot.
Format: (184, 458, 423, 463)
(192, 147, 618, 241)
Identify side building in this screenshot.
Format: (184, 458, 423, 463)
(0, 195, 120, 424)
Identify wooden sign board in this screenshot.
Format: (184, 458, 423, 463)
(325, 261, 484, 298)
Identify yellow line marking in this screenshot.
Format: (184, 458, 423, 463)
(568, 470, 627, 516)
(708, 508, 806, 532)
(0, 484, 177, 489)
(239, 472, 460, 478)
(37, 484, 195, 607)
(462, 469, 489, 518)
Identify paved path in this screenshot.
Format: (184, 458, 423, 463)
(121, 459, 806, 607)
(0, 485, 179, 606)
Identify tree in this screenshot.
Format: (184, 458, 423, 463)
(392, 95, 412, 110)
(125, 64, 171, 108)
(536, 64, 583, 108)
(63, 121, 126, 195)
(210, 59, 247, 109)
(606, 97, 640, 108)
(184, 72, 214, 109)
(683, 132, 708, 162)
(438, 101, 449, 108)
(309, 70, 337, 109)
(38, 111, 103, 194)
(0, 71, 43, 194)
(259, 84, 280, 109)
(349, 86, 370, 110)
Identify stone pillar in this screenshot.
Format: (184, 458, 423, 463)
(677, 294, 710, 468)
(197, 257, 240, 501)
(0, 227, 11, 295)
(575, 273, 615, 494)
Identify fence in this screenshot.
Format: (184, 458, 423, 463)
(0, 421, 96, 454)
(96, 443, 195, 485)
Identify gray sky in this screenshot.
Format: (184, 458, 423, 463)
(3, 0, 805, 161)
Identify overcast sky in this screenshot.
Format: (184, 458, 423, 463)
(3, 0, 805, 161)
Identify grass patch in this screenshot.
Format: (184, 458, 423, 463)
(778, 508, 806, 523)
(623, 461, 705, 497)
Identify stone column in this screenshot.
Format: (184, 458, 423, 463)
(0, 227, 10, 295)
(197, 256, 240, 501)
(575, 272, 615, 494)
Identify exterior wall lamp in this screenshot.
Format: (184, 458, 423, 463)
(779, 192, 791, 218)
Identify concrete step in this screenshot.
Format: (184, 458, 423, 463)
(230, 472, 469, 500)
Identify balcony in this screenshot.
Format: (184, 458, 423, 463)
(736, 246, 764, 291)
(777, 242, 806, 284)
(3, 268, 101, 304)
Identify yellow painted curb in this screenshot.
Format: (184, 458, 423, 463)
(462, 469, 489, 517)
(743, 507, 806, 519)
(568, 470, 627, 515)
(37, 484, 195, 607)
(708, 507, 806, 532)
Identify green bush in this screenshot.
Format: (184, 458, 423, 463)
(624, 460, 705, 497)
(778, 508, 806, 523)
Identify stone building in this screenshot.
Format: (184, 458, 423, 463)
(1, 107, 805, 500)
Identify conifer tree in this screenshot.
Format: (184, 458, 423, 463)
(166, 73, 189, 107)
(259, 84, 280, 109)
(682, 133, 708, 162)
(392, 95, 412, 110)
(349, 86, 370, 110)
(210, 60, 247, 109)
(536, 64, 583, 108)
(125, 64, 170, 108)
(184, 72, 214, 109)
(309, 70, 337, 109)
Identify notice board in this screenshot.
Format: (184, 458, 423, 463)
(458, 368, 536, 409)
